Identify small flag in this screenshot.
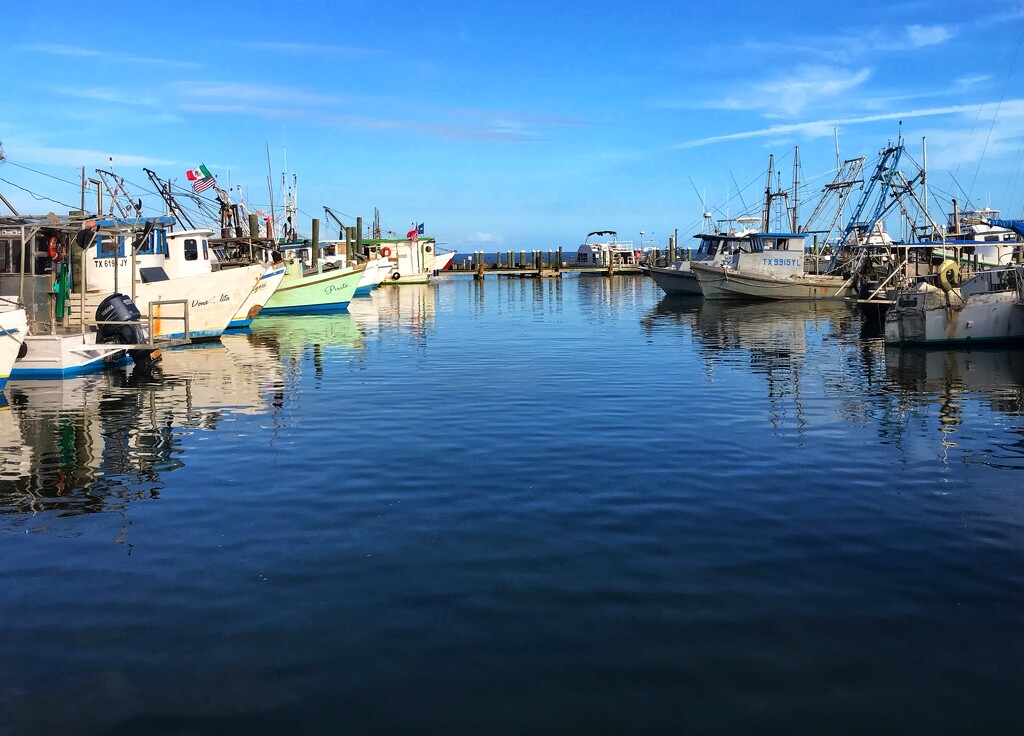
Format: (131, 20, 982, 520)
(417, 223, 425, 235)
(186, 164, 215, 193)
(186, 164, 212, 182)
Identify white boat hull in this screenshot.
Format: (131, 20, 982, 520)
(132, 264, 265, 340)
(430, 251, 456, 272)
(10, 332, 131, 379)
(884, 281, 1024, 345)
(0, 307, 29, 389)
(229, 264, 286, 329)
(692, 263, 852, 300)
(647, 262, 702, 296)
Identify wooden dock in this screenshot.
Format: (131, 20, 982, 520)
(445, 248, 652, 279)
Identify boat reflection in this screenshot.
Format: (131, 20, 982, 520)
(0, 333, 286, 525)
(641, 297, 855, 432)
(347, 284, 436, 341)
(882, 347, 1024, 459)
(249, 314, 366, 382)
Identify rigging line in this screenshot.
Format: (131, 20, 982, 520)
(969, 27, 1024, 201)
(0, 177, 79, 210)
(0, 158, 83, 188)
(1007, 134, 1024, 210)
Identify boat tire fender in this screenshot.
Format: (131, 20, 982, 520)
(391, 272, 401, 281)
(938, 259, 960, 292)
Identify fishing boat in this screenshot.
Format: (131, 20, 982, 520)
(1, 219, 177, 379)
(431, 249, 457, 272)
(575, 231, 637, 267)
(260, 244, 365, 314)
(0, 302, 28, 389)
(646, 219, 759, 296)
(284, 240, 391, 296)
(367, 236, 439, 284)
(884, 262, 1024, 346)
(64, 220, 266, 340)
(690, 231, 853, 300)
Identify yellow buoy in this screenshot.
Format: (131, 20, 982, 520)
(938, 259, 960, 292)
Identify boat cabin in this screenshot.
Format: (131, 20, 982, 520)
(576, 230, 637, 266)
(694, 232, 806, 258)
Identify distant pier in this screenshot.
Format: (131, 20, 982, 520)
(446, 248, 680, 279)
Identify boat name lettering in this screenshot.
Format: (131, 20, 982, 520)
(220, 294, 231, 302)
(324, 284, 347, 295)
(191, 298, 210, 307)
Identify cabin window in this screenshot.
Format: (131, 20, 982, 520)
(776, 239, 789, 250)
(985, 235, 999, 242)
(96, 234, 118, 257)
(184, 238, 199, 261)
(202, 239, 209, 260)
(749, 239, 763, 253)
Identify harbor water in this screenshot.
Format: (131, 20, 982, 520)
(2, 274, 1023, 734)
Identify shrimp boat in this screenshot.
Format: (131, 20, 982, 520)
(366, 235, 443, 285)
(646, 218, 759, 296)
(281, 239, 390, 296)
(260, 242, 365, 314)
(884, 219, 1024, 346)
(690, 231, 853, 300)
(0, 219, 177, 379)
(62, 219, 266, 340)
(0, 302, 28, 389)
(884, 264, 1024, 345)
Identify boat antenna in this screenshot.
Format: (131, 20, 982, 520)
(792, 146, 800, 232)
(265, 142, 276, 240)
(729, 171, 749, 215)
(761, 153, 774, 232)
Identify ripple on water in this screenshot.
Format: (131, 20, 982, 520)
(2, 279, 1024, 733)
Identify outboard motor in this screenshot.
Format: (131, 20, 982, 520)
(95, 293, 160, 369)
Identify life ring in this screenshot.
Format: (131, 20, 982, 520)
(381, 246, 392, 257)
(938, 259, 960, 292)
(48, 236, 63, 262)
(391, 271, 401, 281)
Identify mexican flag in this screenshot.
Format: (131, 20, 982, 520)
(186, 164, 212, 181)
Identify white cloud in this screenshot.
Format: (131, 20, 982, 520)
(241, 41, 376, 58)
(18, 43, 200, 68)
(699, 66, 872, 117)
(672, 101, 1020, 149)
(905, 24, 953, 48)
(7, 143, 178, 169)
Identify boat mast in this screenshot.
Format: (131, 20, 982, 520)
(265, 143, 276, 240)
(792, 146, 800, 232)
(761, 154, 774, 232)
(143, 168, 195, 229)
(921, 136, 929, 236)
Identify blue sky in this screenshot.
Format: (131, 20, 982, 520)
(2, 0, 1023, 250)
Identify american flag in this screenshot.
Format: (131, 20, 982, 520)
(193, 177, 216, 193)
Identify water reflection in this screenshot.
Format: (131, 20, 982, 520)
(0, 331, 285, 523)
(250, 314, 365, 382)
(882, 347, 1024, 465)
(347, 285, 435, 340)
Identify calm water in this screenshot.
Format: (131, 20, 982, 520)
(2, 275, 1024, 734)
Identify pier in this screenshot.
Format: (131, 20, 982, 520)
(447, 247, 687, 279)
